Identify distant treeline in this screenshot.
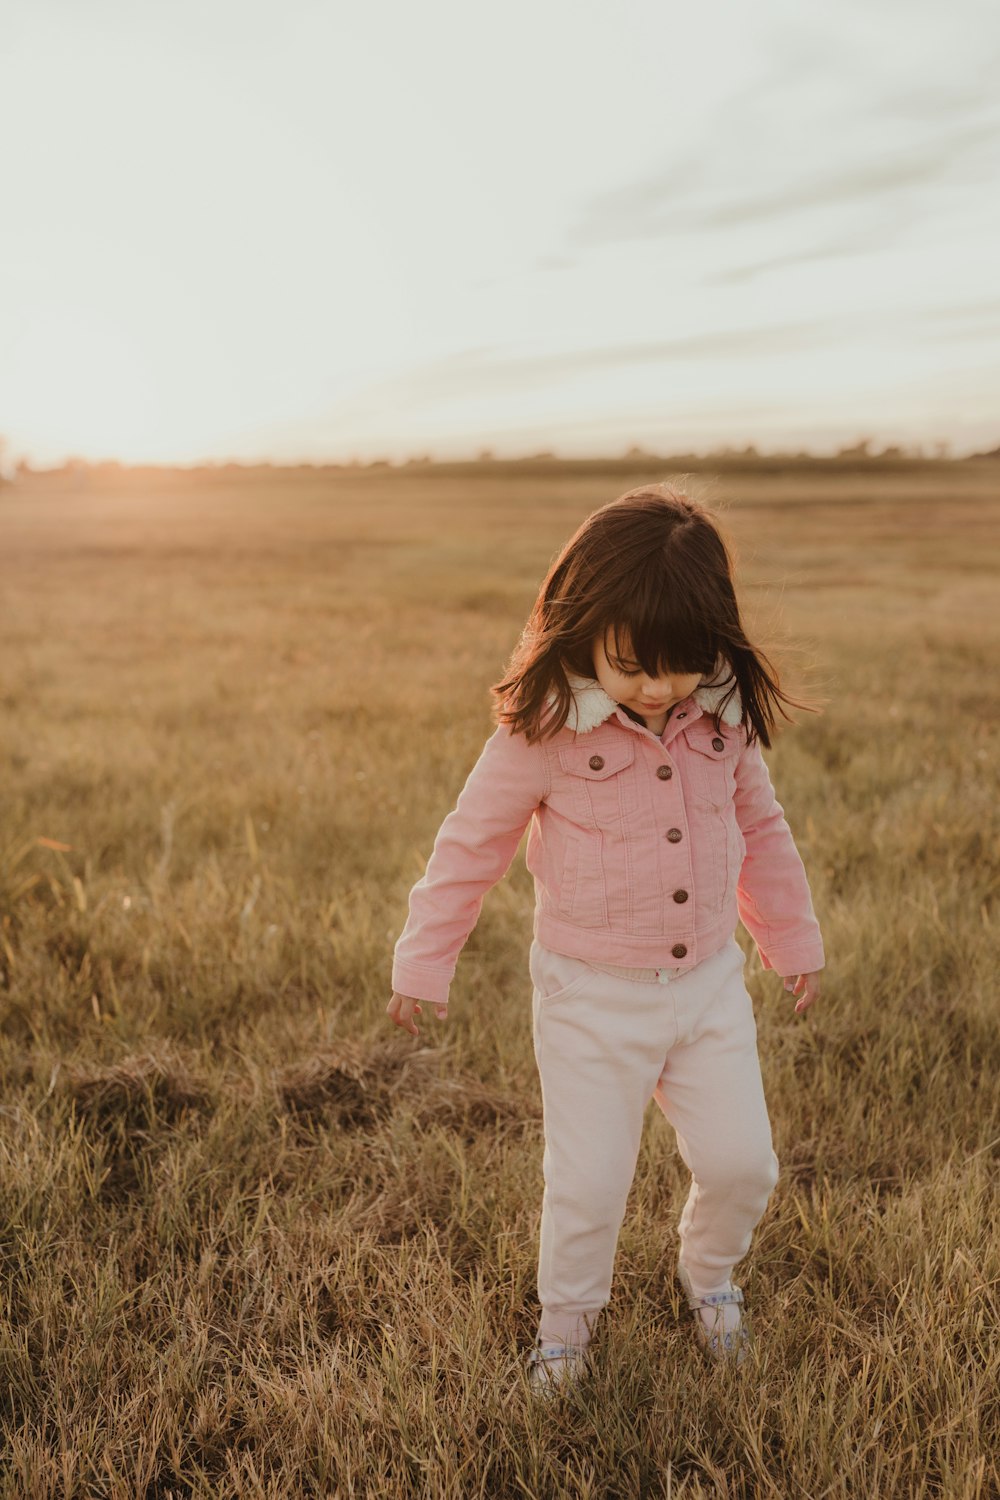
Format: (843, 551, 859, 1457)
(5, 436, 1000, 483)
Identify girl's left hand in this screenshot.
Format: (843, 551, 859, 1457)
(784, 971, 821, 1015)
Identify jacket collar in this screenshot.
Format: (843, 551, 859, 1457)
(555, 655, 743, 735)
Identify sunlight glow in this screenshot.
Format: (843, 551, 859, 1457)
(11, 301, 160, 459)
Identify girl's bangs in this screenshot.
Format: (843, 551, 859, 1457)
(607, 612, 716, 679)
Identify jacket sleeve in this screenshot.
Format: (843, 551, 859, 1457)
(732, 736, 825, 977)
(391, 721, 549, 1006)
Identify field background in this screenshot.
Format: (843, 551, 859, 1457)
(1, 458, 999, 1498)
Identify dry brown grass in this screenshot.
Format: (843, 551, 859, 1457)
(0, 457, 998, 1498)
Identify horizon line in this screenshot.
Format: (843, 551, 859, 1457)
(6, 434, 998, 477)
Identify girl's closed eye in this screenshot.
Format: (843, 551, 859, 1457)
(597, 638, 704, 722)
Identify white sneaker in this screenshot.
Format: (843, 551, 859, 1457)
(677, 1263, 751, 1366)
(525, 1339, 590, 1397)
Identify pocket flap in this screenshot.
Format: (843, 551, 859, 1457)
(683, 725, 742, 761)
(558, 739, 636, 780)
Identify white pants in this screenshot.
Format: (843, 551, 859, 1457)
(530, 934, 780, 1348)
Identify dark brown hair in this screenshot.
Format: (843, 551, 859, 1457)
(490, 480, 823, 750)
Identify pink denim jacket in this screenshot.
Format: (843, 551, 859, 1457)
(392, 661, 825, 1006)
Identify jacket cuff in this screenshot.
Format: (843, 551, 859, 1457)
(390, 959, 454, 1007)
(755, 939, 825, 977)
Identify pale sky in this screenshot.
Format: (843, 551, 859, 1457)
(2, 0, 999, 466)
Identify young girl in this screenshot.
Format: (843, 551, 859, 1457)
(385, 482, 825, 1395)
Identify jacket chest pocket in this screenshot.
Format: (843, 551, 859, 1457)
(683, 726, 741, 808)
(556, 739, 638, 829)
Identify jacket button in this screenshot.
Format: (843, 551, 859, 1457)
(666, 827, 682, 842)
(712, 736, 725, 751)
(588, 754, 604, 770)
(672, 889, 688, 902)
(671, 943, 687, 958)
(656, 765, 672, 780)
(676, 712, 686, 718)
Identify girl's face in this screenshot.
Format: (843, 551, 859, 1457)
(592, 627, 703, 717)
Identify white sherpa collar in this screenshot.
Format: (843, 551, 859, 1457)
(554, 655, 743, 735)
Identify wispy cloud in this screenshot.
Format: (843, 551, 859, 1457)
(568, 115, 1000, 249)
(916, 300, 1000, 341)
(533, 254, 577, 273)
(326, 321, 841, 414)
(703, 119, 999, 230)
(324, 299, 1000, 417)
(703, 231, 885, 286)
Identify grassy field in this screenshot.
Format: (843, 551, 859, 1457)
(1, 457, 998, 1498)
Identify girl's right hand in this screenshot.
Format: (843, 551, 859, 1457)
(386, 990, 448, 1037)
